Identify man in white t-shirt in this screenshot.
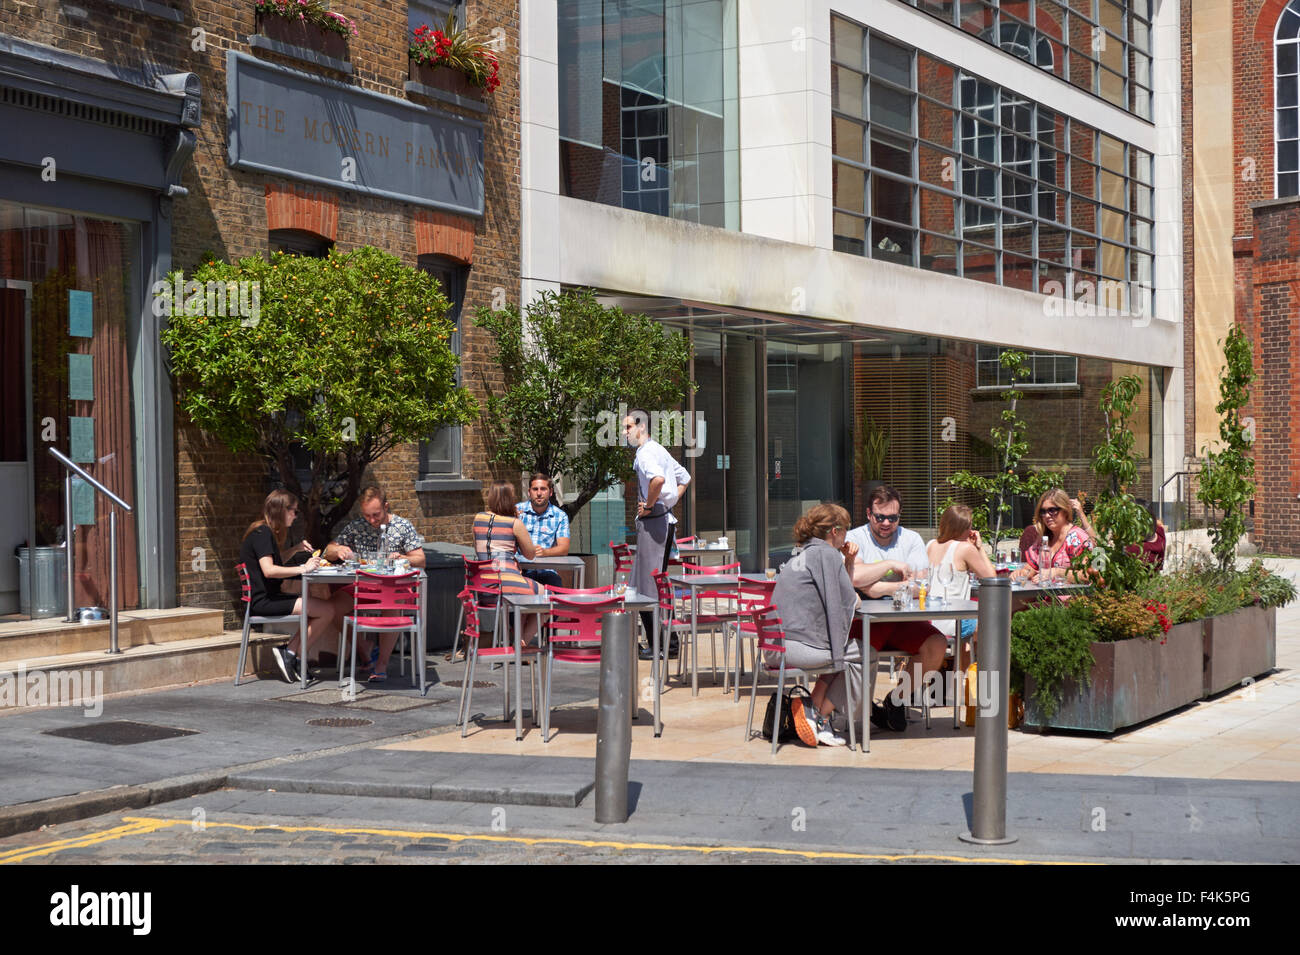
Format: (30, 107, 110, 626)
(845, 484, 946, 727)
(624, 411, 689, 656)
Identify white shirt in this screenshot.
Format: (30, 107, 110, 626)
(845, 522, 928, 568)
(634, 439, 687, 523)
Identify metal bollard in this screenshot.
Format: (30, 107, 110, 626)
(594, 609, 633, 824)
(960, 577, 1017, 845)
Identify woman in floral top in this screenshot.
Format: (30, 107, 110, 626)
(1013, 488, 1093, 584)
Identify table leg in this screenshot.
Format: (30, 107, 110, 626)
(419, 575, 428, 696)
(690, 586, 700, 697)
(861, 617, 870, 754)
(514, 604, 523, 741)
(299, 580, 309, 689)
(653, 604, 661, 737)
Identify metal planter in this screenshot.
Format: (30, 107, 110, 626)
(1202, 605, 1276, 698)
(1024, 619, 1204, 733)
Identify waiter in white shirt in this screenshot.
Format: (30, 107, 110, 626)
(624, 411, 689, 654)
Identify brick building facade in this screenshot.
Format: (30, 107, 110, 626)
(0, 0, 521, 622)
(1188, 0, 1300, 555)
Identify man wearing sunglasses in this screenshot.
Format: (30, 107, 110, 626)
(845, 484, 947, 729)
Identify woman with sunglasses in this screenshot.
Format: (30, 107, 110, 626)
(1013, 489, 1093, 584)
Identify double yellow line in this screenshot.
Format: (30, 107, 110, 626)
(0, 815, 1089, 864)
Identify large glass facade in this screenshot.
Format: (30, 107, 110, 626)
(602, 298, 1162, 563)
(557, 0, 739, 228)
(908, 0, 1153, 118)
(832, 15, 1155, 312)
(0, 201, 142, 618)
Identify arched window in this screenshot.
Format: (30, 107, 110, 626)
(1276, 0, 1300, 197)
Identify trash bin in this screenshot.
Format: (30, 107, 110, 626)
(422, 541, 477, 652)
(17, 546, 68, 618)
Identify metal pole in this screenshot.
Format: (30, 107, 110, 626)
(594, 609, 633, 824)
(108, 509, 121, 654)
(960, 576, 1017, 845)
(64, 472, 75, 622)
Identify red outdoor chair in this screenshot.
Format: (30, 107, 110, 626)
(743, 606, 859, 755)
(234, 562, 300, 686)
(725, 577, 776, 701)
(610, 542, 634, 575)
(673, 561, 740, 695)
(447, 556, 497, 662)
(545, 584, 614, 596)
(338, 571, 422, 690)
(457, 586, 540, 741)
(542, 595, 624, 742)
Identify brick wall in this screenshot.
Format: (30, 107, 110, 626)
(3, 0, 521, 622)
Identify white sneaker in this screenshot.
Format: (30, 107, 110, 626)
(815, 715, 846, 747)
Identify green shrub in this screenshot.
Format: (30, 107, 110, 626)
(1010, 599, 1098, 719)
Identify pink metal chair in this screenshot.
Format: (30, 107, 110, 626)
(610, 542, 634, 575)
(743, 606, 858, 755)
(234, 562, 301, 686)
(725, 577, 776, 700)
(457, 586, 540, 740)
(673, 561, 740, 695)
(447, 557, 497, 662)
(542, 595, 623, 742)
(338, 571, 423, 690)
(546, 584, 614, 596)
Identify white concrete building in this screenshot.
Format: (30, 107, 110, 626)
(521, 0, 1182, 567)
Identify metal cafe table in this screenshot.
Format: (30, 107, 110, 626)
(298, 566, 429, 693)
(496, 589, 658, 741)
(516, 555, 587, 587)
(856, 580, 1092, 753)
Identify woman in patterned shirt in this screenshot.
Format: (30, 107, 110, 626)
(473, 481, 544, 643)
(1013, 488, 1093, 584)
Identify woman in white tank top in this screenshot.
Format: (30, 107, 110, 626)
(926, 506, 997, 660)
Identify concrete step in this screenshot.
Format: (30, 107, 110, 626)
(0, 607, 225, 664)
(0, 631, 282, 707)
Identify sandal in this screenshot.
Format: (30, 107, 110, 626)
(367, 671, 388, 684)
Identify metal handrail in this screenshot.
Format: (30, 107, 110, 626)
(47, 447, 133, 653)
(49, 448, 132, 512)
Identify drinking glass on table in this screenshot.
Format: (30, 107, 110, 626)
(615, 572, 628, 597)
(764, 567, 777, 581)
(934, 562, 954, 607)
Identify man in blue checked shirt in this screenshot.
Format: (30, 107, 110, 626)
(515, 472, 570, 587)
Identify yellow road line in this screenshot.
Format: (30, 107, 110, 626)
(3, 814, 1097, 865)
(0, 819, 169, 864)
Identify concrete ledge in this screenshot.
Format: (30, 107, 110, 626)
(228, 751, 595, 808)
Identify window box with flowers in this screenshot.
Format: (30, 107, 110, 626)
(254, 0, 357, 63)
(407, 14, 500, 102)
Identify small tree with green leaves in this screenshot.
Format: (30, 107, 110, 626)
(1197, 324, 1256, 570)
(160, 247, 476, 544)
(474, 289, 694, 520)
(942, 349, 1064, 552)
(1083, 374, 1155, 591)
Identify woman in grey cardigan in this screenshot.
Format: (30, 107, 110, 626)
(770, 503, 861, 747)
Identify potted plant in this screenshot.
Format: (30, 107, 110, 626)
(255, 0, 356, 60)
(854, 415, 888, 499)
(408, 12, 501, 97)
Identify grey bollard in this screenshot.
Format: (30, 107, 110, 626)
(960, 577, 1017, 845)
(594, 609, 633, 824)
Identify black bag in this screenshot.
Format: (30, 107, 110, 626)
(761, 685, 814, 743)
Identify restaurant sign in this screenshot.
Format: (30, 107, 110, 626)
(226, 52, 483, 216)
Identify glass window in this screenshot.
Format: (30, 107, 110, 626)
(417, 256, 468, 480)
(557, 0, 738, 227)
(408, 0, 461, 38)
(1278, 1, 1300, 197)
(830, 15, 1152, 310)
(977, 345, 1078, 387)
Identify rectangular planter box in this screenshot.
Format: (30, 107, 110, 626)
(1024, 619, 1203, 733)
(1202, 605, 1276, 697)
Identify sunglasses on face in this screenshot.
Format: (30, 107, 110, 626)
(870, 512, 900, 524)
(1040, 507, 1063, 518)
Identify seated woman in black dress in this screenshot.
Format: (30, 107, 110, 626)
(239, 490, 337, 683)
